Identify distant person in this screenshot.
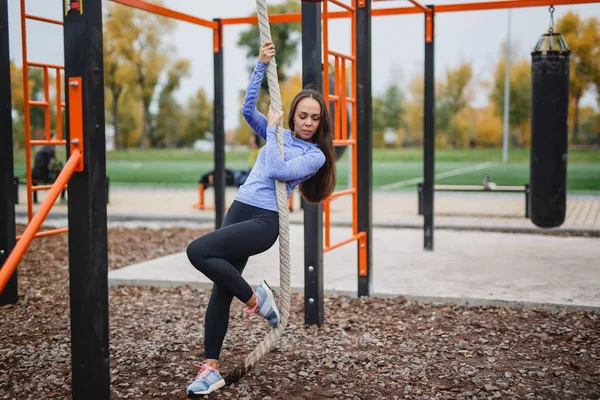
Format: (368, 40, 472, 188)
(32, 135, 63, 183)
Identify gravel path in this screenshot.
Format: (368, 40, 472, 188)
(1, 225, 598, 399)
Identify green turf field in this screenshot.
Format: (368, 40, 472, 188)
(12, 147, 600, 193)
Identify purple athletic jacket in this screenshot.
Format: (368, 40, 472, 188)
(234, 61, 325, 212)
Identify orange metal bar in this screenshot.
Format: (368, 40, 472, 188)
(16, 228, 69, 241)
(333, 139, 356, 145)
(213, 27, 220, 53)
(323, 0, 330, 123)
(109, 0, 217, 29)
(220, 10, 350, 26)
(20, 0, 33, 222)
(27, 61, 64, 70)
(334, 56, 341, 141)
(329, 0, 355, 12)
(407, 0, 432, 14)
(328, 49, 355, 61)
(351, 0, 358, 236)
(43, 67, 51, 141)
(192, 183, 231, 211)
(32, 185, 58, 191)
(29, 101, 49, 107)
(324, 198, 331, 248)
(341, 59, 348, 141)
(372, 7, 426, 17)
(217, 0, 600, 28)
(25, 14, 63, 25)
(437, 0, 598, 12)
(0, 151, 82, 295)
(426, 11, 434, 44)
(330, 188, 355, 199)
(324, 233, 363, 253)
(372, 0, 600, 17)
(68, 78, 85, 172)
(56, 69, 63, 140)
(193, 183, 206, 209)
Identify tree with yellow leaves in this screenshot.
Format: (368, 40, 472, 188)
(556, 12, 600, 144)
(105, 1, 190, 149)
(436, 62, 474, 148)
(103, 4, 138, 149)
(490, 47, 532, 147)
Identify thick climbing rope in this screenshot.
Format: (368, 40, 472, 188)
(224, 0, 292, 384)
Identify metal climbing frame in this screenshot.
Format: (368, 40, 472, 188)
(19, 0, 68, 238)
(321, 0, 368, 277)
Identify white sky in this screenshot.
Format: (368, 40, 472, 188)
(7, 0, 600, 131)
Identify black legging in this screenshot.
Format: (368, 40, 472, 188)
(186, 200, 279, 360)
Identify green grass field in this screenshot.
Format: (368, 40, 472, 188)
(12, 147, 600, 193)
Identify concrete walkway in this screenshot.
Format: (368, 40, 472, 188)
(108, 224, 600, 312)
(17, 186, 600, 312)
(17, 185, 600, 234)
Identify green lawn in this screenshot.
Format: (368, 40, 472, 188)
(12, 147, 600, 193)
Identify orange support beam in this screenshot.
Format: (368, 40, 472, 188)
(436, 0, 600, 12)
(109, 0, 217, 29)
(407, 0, 432, 14)
(0, 150, 82, 295)
(68, 77, 84, 171)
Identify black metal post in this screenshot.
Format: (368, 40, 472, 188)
(213, 19, 225, 229)
(0, 0, 17, 306)
(302, 1, 324, 327)
(356, 0, 372, 296)
(417, 182, 424, 216)
(63, 1, 110, 398)
(525, 183, 530, 219)
(423, 6, 435, 251)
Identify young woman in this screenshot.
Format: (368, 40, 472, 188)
(185, 40, 336, 396)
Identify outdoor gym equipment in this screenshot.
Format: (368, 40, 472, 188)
(529, 6, 571, 228)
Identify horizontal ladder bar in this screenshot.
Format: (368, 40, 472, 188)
(17, 228, 69, 241)
(25, 14, 63, 25)
(324, 232, 365, 253)
(27, 61, 64, 70)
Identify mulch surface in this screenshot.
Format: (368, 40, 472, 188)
(1, 225, 598, 400)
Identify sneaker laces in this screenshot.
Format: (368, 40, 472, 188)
(193, 364, 215, 381)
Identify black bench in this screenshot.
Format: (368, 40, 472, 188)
(14, 176, 110, 205)
(417, 181, 530, 218)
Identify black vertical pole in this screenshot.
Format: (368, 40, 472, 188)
(213, 19, 225, 229)
(302, 1, 324, 327)
(356, 0, 372, 297)
(423, 6, 435, 251)
(63, 1, 110, 398)
(0, 0, 17, 306)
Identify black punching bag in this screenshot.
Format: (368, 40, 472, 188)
(530, 29, 570, 228)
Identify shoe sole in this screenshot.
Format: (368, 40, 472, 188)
(187, 378, 225, 396)
(261, 280, 280, 328)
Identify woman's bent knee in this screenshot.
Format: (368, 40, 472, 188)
(186, 239, 208, 271)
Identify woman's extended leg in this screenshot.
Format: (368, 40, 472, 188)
(186, 201, 279, 364)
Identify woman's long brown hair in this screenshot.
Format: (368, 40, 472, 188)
(288, 85, 336, 203)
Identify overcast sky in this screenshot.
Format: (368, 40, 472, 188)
(7, 0, 600, 131)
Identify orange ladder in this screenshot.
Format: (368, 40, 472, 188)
(19, 0, 68, 238)
(322, 0, 367, 276)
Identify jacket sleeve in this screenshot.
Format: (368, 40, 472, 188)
(241, 61, 269, 140)
(264, 125, 326, 182)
